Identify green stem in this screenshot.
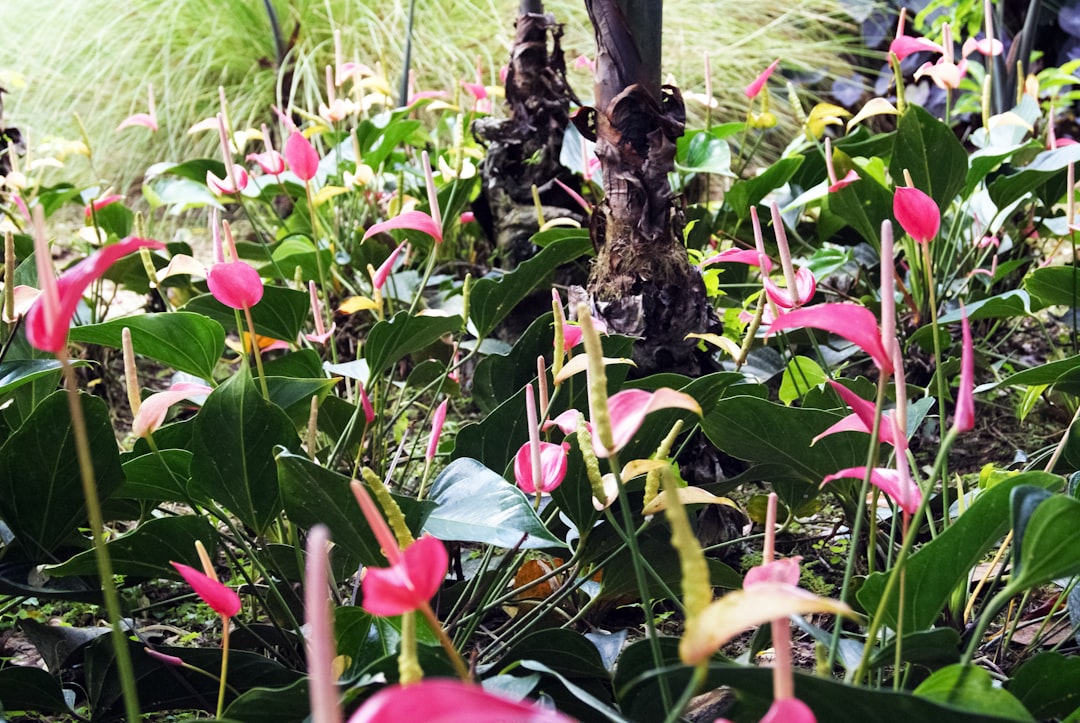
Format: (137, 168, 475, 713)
(217, 617, 232, 717)
(921, 242, 950, 527)
(242, 305, 270, 399)
(60, 357, 141, 722)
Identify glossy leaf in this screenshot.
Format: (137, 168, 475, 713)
(990, 142, 1080, 209)
(1011, 491, 1080, 590)
(117, 449, 192, 502)
(265, 375, 340, 426)
(858, 471, 1061, 630)
(914, 664, 1032, 721)
(0, 390, 123, 561)
(0, 359, 64, 401)
(469, 232, 592, 338)
(276, 449, 432, 566)
(472, 312, 554, 414)
(189, 368, 298, 533)
(726, 156, 804, 221)
(1025, 266, 1080, 310)
(423, 458, 565, 549)
(183, 285, 309, 341)
(675, 129, 734, 176)
(223, 678, 311, 723)
(47, 516, 216, 579)
(892, 104, 967, 210)
(826, 161, 896, 247)
(365, 311, 462, 380)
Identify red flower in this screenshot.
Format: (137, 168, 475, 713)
(893, 186, 940, 244)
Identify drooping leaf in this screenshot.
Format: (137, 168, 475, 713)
(858, 472, 1061, 630)
(0, 390, 123, 561)
(423, 458, 565, 549)
(189, 368, 298, 533)
(67, 312, 224, 380)
(46, 516, 217, 579)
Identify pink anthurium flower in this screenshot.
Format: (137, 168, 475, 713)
(766, 303, 894, 374)
(371, 241, 407, 290)
(761, 698, 817, 723)
(207, 165, 249, 195)
(304, 526, 343, 723)
(954, 305, 975, 433)
(763, 267, 817, 309)
(305, 280, 336, 344)
(132, 382, 213, 437)
(171, 561, 242, 618)
(514, 441, 570, 494)
(363, 211, 443, 244)
(359, 382, 376, 424)
(745, 557, 802, 588)
(362, 535, 449, 617)
(285, 130, 320, 182)
(813, 380, 902, 448)
(84, 195, 123, 219)
(700, 247, 774, 271)
(427, 399, 448, 464)
(543, 409, 590, 436)
(246, 125, 286, 176)
(824, 138, 859, 193)
(25, 236, 164, 354)
(117, 84, 158, 132)
(347, 678, 575, 723)
(745, 59, 780, 99)
(893, 185, 940, 244)
(821, 466, 921, 515)
(594, 388, 702, 458)
(888, 8, 944, 60)
(206, 260, 264, 310)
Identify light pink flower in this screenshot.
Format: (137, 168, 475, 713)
(821, 466, 921, 515)
(132, 382, 213, 437)
(207, 165, 250, 195)
(363, 211, 443, 244)
(594, 388, 701, 458)
(514, 441, 570, 494)
(766, 303, 894, 374)
(117, 85, 158, 132)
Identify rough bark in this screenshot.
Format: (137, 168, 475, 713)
(581, 0, 718, 375)
(473, 7, 584, 269)
(0, 87, 22, 178)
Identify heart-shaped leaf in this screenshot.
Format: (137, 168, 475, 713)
(365, 311, 462, 381)
(183, 285, 308, 341)
(67, 312, 224, 380)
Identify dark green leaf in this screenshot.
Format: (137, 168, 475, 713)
(990, 143, 1080, 209)
(726, 156, 804, 221)
(1007, 652, 1080, 720)
(0, 359, 64, 401)
(914, 664, 1032, 721)
(276, 449, 432, 565)
(1025, 266, 1080, 310)
(222, 678, 311, 723)
(265, 376, 340, 427)
(937, 290, 1032, 322)
(1011, 492, 1080, 590)
(118, 449, 192, 502)
(67, 312, 224, 380)
(365, 311, 461, 380)
(469, 232, 592, 338)
(0, 391, 123, 561)
(189, 369, 298, 533)
(472, 312, 554, 414)
(826, 165, 896, 248)
(423, 458, 565, 549)
(0, 665, 74, 715)
(857, 472, 1061, 630)
(893, 104, 968, 209)
(867, 628, 961, 669)
(46, 516, 216, 579)
(183, 286, 309, 341)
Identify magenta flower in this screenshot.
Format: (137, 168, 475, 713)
(813, 380, 902, 449)
(427, 399, 448, 464)
(745, 59, 780, 99)
(171, 561, 242, 618)
(763, 267, 817, 309)
(131, 382, 213, 437)
(285, 130, 320, 182)
(893, 186, 940, 244)
(359, 383, 376, 424)
(371, 241, 407, 290)
(363, 211, 443, 244)
(26, 236, 164, 354)
(206, 260, 264, 310)
(207, 165, 249, 195)
(84, 195, 123, 219)
(888, 9, 944, 60)
(305, 280, 336, 344)
(348, 678, 574, 723)
(954, 305, 975, 433)
(766, 303, 894, 374)
(824, 138, 859, 193)
(117, 84, 158, 132)
(700, 247, 773, 271)
(247, 127, 286, 176)
(514, 441, 570, 494)
(594, 388, 701, 458)
(362, 535, 449, 617)
(821, 466, 921, 515)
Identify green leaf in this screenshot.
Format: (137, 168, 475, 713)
(469, 232, 592, 338)
(0, 359, 64, 405)
(189, 369, 298, 533)
(937, 290, 1033, 322)
(676, 129, 734, 176)
(265, 376, 340, 427)
(67, 312, 224, 380)
(46, 516, 216, 579)
(893, 104, 968, 210)
(857, 472, 1062, 630)
(1025, 266, 1080, 310)
(867, 628, 961, 669)
(118, 449, 191, 501)
(726, 156, 804, 221)
(1011, 491, 1080, 590)
(964, 141, 1039, 197)
(268, 236, 333, 283)
(914, 664, 1033, 721)
(472, 312, 554, 414)
(223, 678, 311, 723)
(0, 391, 123, 561)
(182, 285, 309, 341)
(423, 458, 565, 549)
(0, 666, 75, 715)
(365, 311, 462, 380)
(826, 162, 896, 248)
(992, 352, 1080, 396)
(1007, 652, 1080, 720)
(276, 449, 432, 565)
(779, 356, 828, 405)
(990, 143, 1080, 209)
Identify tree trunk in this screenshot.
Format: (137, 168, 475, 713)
(582, 0, 718, 375)
(473, 2, 584, 269)
(0, 87, 21, 178)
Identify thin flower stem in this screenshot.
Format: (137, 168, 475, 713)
(921, 241, 951, 526)
(419, 601, 471, 680)
(59, 357, 141, 722)
(216, 618, 232, 718)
